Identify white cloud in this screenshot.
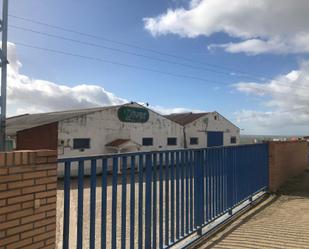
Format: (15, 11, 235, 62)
(5, 43, 202, 116)
(233, 61, 309, 135)
(144, 0, 309, 54)
(149, 105, 204, 115)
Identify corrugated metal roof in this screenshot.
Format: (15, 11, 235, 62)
(164, 112, 208, 126)
(6, 105, 123, 136)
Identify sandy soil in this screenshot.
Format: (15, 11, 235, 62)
(197, 170, 309, 249)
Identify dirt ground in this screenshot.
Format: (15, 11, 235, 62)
(55, 172, 194, 249)
(198, 170, 309, 249)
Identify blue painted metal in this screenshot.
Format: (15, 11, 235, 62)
(207, 131, 224, 147)
(152, 154, 157, 249)
(145, 154, 152, 249)
(175, 152, 180, 240)
(159, 153, 164, 249)
(170, 152, 175, 243)
(59, 144, 269, 249)
(185, 150, 189, 235)
(63, 161, 71, 249)
(165, 152, 169, 246)
(180, 151, 185, 237)
(112, 157, 118, 249)
(101, 158, 107, 249)
(138, 155, 143, 249)
(77, 160, 84, 249)
(130, 156, 135, 249)
(90, 159, 96, 249)
(121, 157, 127, 249)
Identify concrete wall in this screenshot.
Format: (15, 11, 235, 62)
(184, 112, 240, 148)
(16, 123, 58, 151)
(269, 141, 308, 192)
(57, 104, 184, 159)
(0, 150, 57, 249)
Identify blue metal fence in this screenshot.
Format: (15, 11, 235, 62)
(58, 143, 268, 249)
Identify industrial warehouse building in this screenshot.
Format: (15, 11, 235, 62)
(164, 112, 240, 148)
(7, 102, 240, 159)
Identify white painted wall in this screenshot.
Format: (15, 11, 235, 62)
(57, 104, 184, 159)
(184, 112, 240, 148)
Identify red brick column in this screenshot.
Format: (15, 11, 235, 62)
(0, 150, 57, 249)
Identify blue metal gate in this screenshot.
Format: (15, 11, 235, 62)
(207, 131, 224, 147)
(58, 143, 268, 249)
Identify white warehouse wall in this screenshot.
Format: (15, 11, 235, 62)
(57, 104, 184, 159)
(184, 112, 240, 148)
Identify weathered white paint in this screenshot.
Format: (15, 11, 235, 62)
(58, 104, 184, 158)
(183, 112, 240, 148)
(56, 105, 239, 176)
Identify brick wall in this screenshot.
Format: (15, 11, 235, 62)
(16, 122, 58, 151)
(269, 141, 308, 192)
(0, 150, 57, 249)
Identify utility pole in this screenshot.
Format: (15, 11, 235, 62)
(0, 0, 8, 151)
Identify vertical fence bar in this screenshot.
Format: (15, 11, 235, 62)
(90, 159, 97, 249)
(185, 150, 189, 235)
(63, 161, 71, 249)
(130, 156, 135, 249)
(205, 150, 210, 223)
(170, 152, 175, 242)
(180, 150, 185, 237)
(112, 157, 118, 249)
(159, 153, 164, 249)
(175, 151, 180, 240)
(219, 148, 223, 215)
(194, 150, 200, 232)
(138, 155, 143, 249)
(121, 156, 127, 249)
(101, 158, 107, 249)
(214, 148, 219, 218)
(165, 152, 170, 246)
(210, 149, 214, 219)
(200, 150, 204, 225)
(77, 160, 84, 249)
(145, 153, 152, 249)
(189, 150, 193, 231)
(152, 153, 157, 249)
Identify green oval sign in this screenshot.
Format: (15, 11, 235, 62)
(118, 106, 149, 123)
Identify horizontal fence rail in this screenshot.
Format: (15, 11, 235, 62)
(57, 144, 269, 249)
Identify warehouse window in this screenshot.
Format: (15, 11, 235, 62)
(167, 137, 177, 146)
(230, 136, 237, 144)
(190, 137, 198, 145)
(73, 138, 90, 150)
(142, 137, 153, 146)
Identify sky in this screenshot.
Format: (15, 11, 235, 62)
(6, 0, 309, 135)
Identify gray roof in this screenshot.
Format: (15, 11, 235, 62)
(164, 112, 210, 125)
(6, 105, 123, 136)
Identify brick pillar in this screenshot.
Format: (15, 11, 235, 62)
(268, 141, 308, 192)
(0, 150, 57, 249)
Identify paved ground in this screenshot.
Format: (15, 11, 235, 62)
(198, 170, 309, 249)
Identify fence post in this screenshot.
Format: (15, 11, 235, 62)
(227, 147, 234, 215)
(194, 150, 203, 236)
(144, 153, 152, 248)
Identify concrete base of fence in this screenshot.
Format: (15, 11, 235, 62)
(268, 141, 308, 192)
(0, 150, 57, 249)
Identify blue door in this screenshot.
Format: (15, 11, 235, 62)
(207, 131, 223, 147)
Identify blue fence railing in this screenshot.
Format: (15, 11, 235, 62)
(57, 143, 269, 249)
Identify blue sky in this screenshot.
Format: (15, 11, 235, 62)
(7, 0, 309, 135)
